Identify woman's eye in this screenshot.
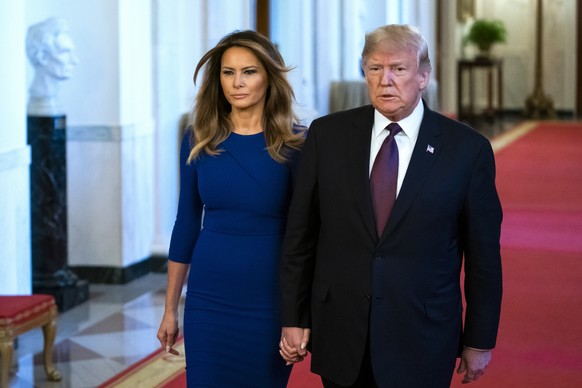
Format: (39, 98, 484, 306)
(244, 69, 257, 75)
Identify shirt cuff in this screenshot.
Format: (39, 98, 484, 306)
(464, 346, 491, 352)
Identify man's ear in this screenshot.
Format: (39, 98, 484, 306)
(36, 50, 49, 66)
(418, 70, 430, 90)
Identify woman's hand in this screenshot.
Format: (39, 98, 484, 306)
(279, 327, 311, 365)
(157, 311, 180, 355)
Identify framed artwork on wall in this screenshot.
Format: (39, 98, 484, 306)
(457, 0, 475, 23)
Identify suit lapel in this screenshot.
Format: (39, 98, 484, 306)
(347, 106, 376, 240)
(381, 107, 442, 240)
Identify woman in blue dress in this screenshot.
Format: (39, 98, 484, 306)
(156, 30, 305, 387)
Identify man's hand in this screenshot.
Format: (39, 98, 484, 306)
(457, 347, 492, 383)
(279, 327, 311, 365)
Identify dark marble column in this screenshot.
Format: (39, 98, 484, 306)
(28, 115, 89, 311)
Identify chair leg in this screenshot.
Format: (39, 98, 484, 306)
(0, 338, 14, 388)
(41, 319, 61, 381)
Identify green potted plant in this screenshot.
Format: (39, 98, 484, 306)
(465, 19, 507, 59)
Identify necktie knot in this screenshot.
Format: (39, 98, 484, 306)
(386, 122, 402, 138)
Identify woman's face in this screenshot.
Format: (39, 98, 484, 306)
(220, 46, 269, 114)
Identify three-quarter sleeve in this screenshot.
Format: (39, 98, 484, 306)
(168, 133, 203, 263)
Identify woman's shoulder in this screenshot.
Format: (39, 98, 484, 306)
(178, 126, 199, 164)
(180, 126, 195, 148)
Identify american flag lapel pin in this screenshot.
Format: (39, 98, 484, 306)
(426, 144, 434, 154)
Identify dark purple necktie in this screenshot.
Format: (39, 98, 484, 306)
(370, 122, 402, 238)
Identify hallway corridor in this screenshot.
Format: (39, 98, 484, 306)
(8, 273, 181, 387)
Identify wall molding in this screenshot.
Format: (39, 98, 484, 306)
(67, 121, 154, 142)
(70, 254, 167, 285)
(0, 146, 31, 172)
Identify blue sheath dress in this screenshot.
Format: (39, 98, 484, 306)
(168, 131, 295, 387)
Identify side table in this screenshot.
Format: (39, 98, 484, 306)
(457, 58, 503, 121)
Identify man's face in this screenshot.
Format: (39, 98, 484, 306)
(44, 32, 79, 80)
(363, 43, 429, 122)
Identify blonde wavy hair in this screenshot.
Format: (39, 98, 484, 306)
(186, 30, 304, 164)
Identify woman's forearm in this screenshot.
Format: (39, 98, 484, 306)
(164, 260, 190, 315)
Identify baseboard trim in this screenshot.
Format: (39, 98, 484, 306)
(70, 254, 168, 284)
(499, 108, 574, 119)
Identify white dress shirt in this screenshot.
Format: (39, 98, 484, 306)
(369, 101, 424, 196)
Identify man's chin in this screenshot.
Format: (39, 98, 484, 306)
(374, 105, 401, 120)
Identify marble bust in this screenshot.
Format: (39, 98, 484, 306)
(26, 17, 79, 116)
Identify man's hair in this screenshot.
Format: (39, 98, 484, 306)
(26, 17, 69, 67)
(361, 24, 432, 73)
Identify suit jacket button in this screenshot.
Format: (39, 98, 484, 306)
(374, 255, 382, 261)
(364, 295, 371, 302)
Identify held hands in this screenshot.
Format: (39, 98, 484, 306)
(157, 312, 180, 356)
(279, 327, 311, 365)
(457, 347, 492, 384)
(279, 329, 494, 382)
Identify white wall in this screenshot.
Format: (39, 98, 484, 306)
(0, 1, 31, 294)
(25, 0, 156, 270)
(151, 0, 187, 256)
(270, 0, 319, 124)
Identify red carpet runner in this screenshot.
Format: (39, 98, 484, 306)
(100, 121, 582, 387)
(448, 121, 582, 388)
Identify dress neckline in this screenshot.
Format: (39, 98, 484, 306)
(230, 131, 264, 137)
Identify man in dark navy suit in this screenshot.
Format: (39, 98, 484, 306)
(279, 24, 502, 388)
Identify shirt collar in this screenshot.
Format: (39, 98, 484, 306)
(372, 100, 424, 142)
